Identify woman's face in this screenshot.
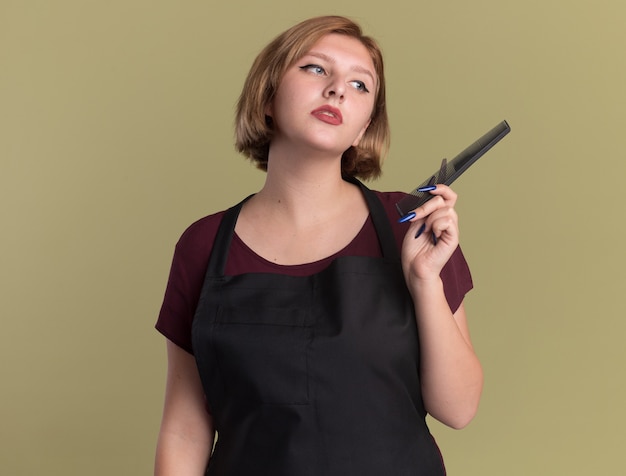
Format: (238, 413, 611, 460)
(267, 33, 377, 157)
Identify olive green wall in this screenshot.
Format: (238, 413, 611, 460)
(2, 0, 624, 474)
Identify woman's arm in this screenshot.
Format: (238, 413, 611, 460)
(411, 291, 483, 429)
(401, 185, 483, 429)
(155, 339, 215, 475)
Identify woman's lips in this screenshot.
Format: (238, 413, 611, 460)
(311, 106, 343, 125)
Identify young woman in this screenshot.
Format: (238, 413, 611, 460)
(154, 15, 483, 476)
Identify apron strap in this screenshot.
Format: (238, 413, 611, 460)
(205, 179, 400, 277)
(347, 177, 400, 262)
(205, 196, 250, 277)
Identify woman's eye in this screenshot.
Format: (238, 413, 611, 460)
(350, 80, 370, 93)
(300, 64, 326, 75)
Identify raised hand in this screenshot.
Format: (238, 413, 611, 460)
(400, 184, 459, 287)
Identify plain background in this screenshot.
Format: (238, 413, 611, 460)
(2, 0, 625, 474)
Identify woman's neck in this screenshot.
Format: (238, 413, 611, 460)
(236, 148, 370, 265)
(254, 148, 356, 223)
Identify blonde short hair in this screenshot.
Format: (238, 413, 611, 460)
(235, 15, 389, 180)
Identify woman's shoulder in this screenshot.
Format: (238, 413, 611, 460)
(372, 189, 408, 200)
(155, 208, 233, 353)
(369, 189, 410, 242)
(372, 189, 407, 214)
(174, 209, 228, 256)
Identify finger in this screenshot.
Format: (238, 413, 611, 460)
(428, 184, 457, 206)
(411, 195, 447, 221)
(429, 209, 459, 243)
(414, 204, 457, 233)
(398, 185, 459, 224)
(408, 207, 457, 243)
(404, 217, 426, 238)
(405, 185, 457, 222)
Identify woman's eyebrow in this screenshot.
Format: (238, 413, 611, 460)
(306, 51, 376, 84)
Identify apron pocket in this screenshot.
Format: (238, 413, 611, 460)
(212, 306, 311, 405)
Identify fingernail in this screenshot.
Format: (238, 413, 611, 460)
(431, 232, 438, 245)
(398, 211, 416, 223)
(414, 223, 426, 239)
(417, 185, 437, 193)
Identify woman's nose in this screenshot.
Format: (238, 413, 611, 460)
(324, 80, 345, 100)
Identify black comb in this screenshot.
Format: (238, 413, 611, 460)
(395, 120, 511, 217)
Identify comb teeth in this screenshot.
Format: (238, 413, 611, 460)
(395, 120, 510, 217)
(395, 159, 454, 216)
(395, 187, 435, 216)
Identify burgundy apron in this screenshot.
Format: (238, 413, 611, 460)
(192, 180, 446, 475)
